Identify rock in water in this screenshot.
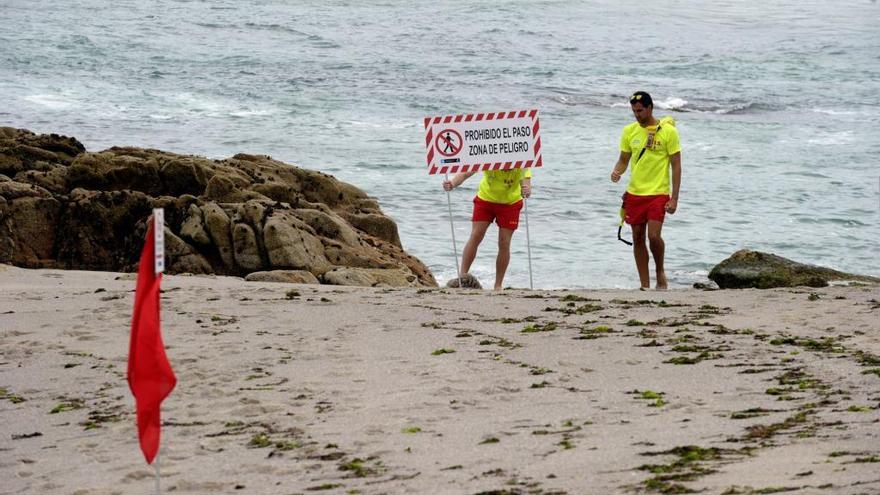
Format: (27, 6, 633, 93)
(708, 249, 879, 289)
(0, 127, 437, 287)
(445, 273, 482, 289)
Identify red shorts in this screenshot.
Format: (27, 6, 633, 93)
(623, 193, 669, 225)
(472, 196, 523, 230)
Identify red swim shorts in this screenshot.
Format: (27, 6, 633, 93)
(472, 196, 524, 230)
(623, 193, 669, 225)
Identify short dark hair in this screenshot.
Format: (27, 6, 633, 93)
(629, 91, 653, 107)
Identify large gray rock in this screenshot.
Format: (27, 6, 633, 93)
(202, 202, 234, 269)
(0, 196, 61, 266)
(321, 267, 419, 287)
(180, 204, 211, 246)
(0, 127, 437, 287)
(708, 249, 880, 289)
(263, 211, 330, 273)
(245, 270, 320, 284)
(163, 228, 212, 274)
(232, 223, 262, 271)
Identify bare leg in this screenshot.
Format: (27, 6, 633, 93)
(631, 223, 650, 289)
(460, 221, 490, 276)
(494, 227, 515, 290)
(648, 220, 666, 289)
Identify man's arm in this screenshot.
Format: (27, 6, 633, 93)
(666, 152, 681, 213)
(442, 171, 478, 191)
(520, 176, 532, 198)
(610, 151, 631, 183)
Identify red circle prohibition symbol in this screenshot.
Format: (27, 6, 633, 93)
(435, 129, 463, 157)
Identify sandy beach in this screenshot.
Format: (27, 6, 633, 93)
(1, 264, 878, 494)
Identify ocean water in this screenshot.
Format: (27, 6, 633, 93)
(2, 0, 878, 289)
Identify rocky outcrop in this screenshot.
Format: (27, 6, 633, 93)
(708, 249, 879, 289)
(244, 270, 320, 284)
(0, 127, 436, 287)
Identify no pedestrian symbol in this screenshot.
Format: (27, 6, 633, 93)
(424, 110, 542, 175)
(435, 129, 462, 157)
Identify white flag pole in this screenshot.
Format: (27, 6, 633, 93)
(154, 449, 162, 495)
(444, 174, 462, 287)
(152, 208, 165, 495)
(524, 199, 533, 290)
(153, 208, 165, 275)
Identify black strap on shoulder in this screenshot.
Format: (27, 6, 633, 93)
(635, 124, 660, 164)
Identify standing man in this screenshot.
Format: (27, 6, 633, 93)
(443, 168, 532, 290)
(611, 91, 681, 290)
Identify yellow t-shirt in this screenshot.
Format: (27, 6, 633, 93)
(619, 117, 680, 196)
(476, 168, 532, 205)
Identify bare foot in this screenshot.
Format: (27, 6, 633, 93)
(655, 272, 668, 290)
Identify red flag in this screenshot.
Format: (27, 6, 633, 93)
(127, 217, 176, 464)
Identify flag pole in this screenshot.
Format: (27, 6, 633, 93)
(155, 449, 162, 495)
(524, 198, 533, 290)
(153, 208, 165, 495)
(445, 173, 462, 287)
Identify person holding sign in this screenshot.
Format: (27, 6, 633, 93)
(443, 169, 532, 291)
(610, 91, 682, 290)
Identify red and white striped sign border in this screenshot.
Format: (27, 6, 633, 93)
(424, 109, 542, 175)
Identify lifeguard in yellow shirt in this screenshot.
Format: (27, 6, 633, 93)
(443, 168, 532, 290)
(611, 91, 682, 290)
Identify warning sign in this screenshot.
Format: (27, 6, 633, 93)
(435, 129, 463, 157)
(424, 110, 542, 175)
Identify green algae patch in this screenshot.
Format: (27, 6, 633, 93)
(561, 294, 601, 302)
(846, 405, 872, 412)
(855, 351, 880, 367)
(545, 302, 604, 315)
(402, 427, 422, 434)
(745, 411, 811, 440)
(496, 316, 538, 324)
(431, 348, 456, 356)
(861, 368, 880, 378)
(80, 408, 124, 430)
(248, 433, 272, 448)
(477, 336, 521, 349)
(274, 440, 299, 451)
(50, 400, 84, 414)
(671, 344, 710, 353)
(770, 335, 846, 353)
(637, 445, 729, 494)
(730, 408, 777, 420)
(1, 388, 26, 404)
(305, 483, 344, 491)
(665, 351, 714, 365)
(630, 389, 667, 407)
(339, 458, 373, 477)
(576, 325, 617, 340)
(852, 456, 880, 463)
(521, 321, 558, 333)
